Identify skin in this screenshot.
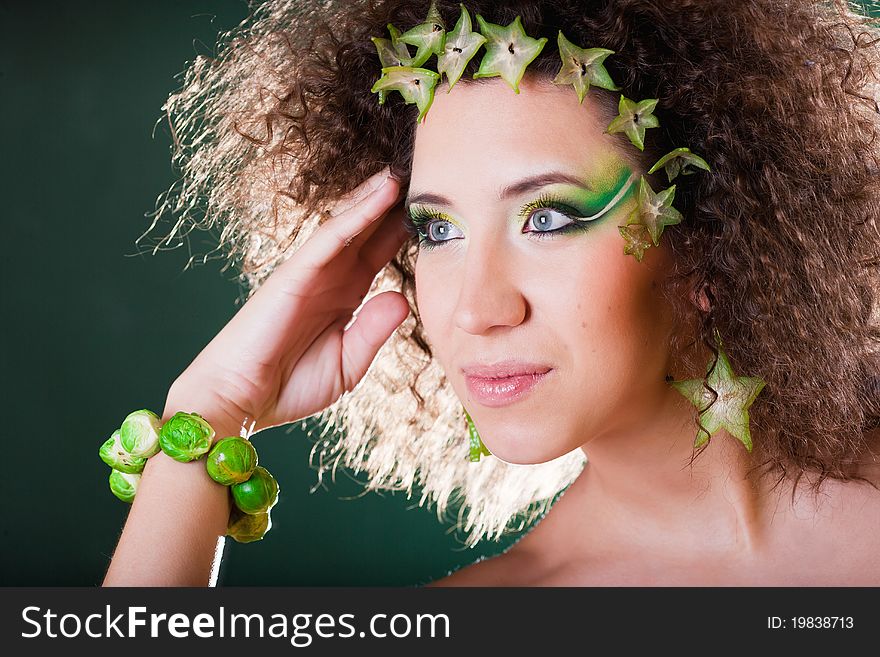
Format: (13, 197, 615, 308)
(411, 76, 880, 585)
(104, 171, 413, 585)
(100, 75, 880, 587)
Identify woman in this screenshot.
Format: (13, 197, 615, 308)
(103, 0, 880, 586)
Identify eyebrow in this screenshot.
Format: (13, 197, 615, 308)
(404, 171, 594, 212)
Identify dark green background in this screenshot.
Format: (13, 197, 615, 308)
(0, 1, 520, 586)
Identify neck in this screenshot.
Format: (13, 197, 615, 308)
(549, 388, 777, 562)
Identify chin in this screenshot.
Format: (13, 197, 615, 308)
(481, 430, 572, 466)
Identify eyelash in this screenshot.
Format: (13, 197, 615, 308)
(404, 194, 598, 251)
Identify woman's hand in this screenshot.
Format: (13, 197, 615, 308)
(168, 167, 411, 436)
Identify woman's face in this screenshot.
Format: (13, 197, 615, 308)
(408, 76, 678, 465)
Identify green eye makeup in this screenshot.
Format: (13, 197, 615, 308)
(403, 165, 636, 250)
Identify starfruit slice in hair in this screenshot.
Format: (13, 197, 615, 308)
(647, 147, 712, 183)
(464, 409, 492, 462)
(372, 24, 413, 68)
(625, 176, 683, 246)
(398, 0, 447, 68)
(618, 224, 653, 262)
(371, 66, 441, 122)
(473, 14, 548, 93)
(437, 4, 487, 91)
(606, 96, 660, 151)
(372, 24, 416, 104)
(552, 31, 619, 104)
(670, 332, 766, 452)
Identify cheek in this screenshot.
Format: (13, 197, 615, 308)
(414, 261, 447, 346)
(569, 235, 672, 377)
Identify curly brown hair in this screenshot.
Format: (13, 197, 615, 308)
(142, 0, 880, 545)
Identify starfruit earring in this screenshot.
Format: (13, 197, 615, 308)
(669, 330, 766, 452)
(464, 407, 491, 462)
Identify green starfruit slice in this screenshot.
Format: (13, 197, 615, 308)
(605, 96, 660, 151)
(398, 0, 446, 68)
(473, 15, 548, 94)
(625, 176, 683, 246)
(158, 411, 215, 463)
(119, 409, 162, 458)
(371, 24, 414, 104)
(371, 66, 441, 122)
(647, 147, 712, 183)
(227, 505, 272, 543)
(618, 224, 653, 262)
(372, 24, 412, 68)
(670, 333, 766, 452)
(231, 465, 280, 515)
(99, 429, 147, 474)
(437, 4, 487, 91)
(206, 436, 258, 486)
(552, 31, 619, 103)
(109, 469, 140, 504)
(464, 409, 491, 462)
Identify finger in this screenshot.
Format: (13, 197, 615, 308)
(341, 184, 406, 251)
(297, 176, 402, 273)
(329, 167, 389, 217)
(339, 291, 411, 392)
(358, 202, 414, 274)
(327, 166, 391, 218)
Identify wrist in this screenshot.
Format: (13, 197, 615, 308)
(163, 382, 255, 441)
(101, 398, 279, 545)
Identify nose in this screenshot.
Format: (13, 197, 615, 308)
(452, 237, 528, 335)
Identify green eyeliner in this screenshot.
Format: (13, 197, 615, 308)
(562, 165, 637, 219)
(519, 165, 637, 224)
(405, 164, 637, 249)
(577, 169, 639, 221)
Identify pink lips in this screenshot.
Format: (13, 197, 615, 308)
(461, 361, 553, 408)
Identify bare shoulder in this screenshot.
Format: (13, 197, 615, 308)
(783, 454, 880, 581)
(424, 554, 512, 587)
(425, 549, 534, 587)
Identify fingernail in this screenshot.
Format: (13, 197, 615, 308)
(361, 167, 387, 192)
(373, 173, 396, 195)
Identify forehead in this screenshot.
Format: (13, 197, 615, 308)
(410, 76, 629, 191)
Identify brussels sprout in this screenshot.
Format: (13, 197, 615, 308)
(119, 409, 162, 458)
(159, 411, 215, 462)
(109, 469, 141, 503)
(206, 436, 258, 486)
(99, 429, 147, 474)
(226, 505, 272, 543)
(231, 466, 279, 515)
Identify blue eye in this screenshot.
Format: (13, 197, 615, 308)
(424, 218, 463, 243)
(524, 206, 576, 234)
(404, 196, 596, 251)
(403, 207, 463, 251)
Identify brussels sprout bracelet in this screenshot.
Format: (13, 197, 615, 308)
(99, 409, 280, 543)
